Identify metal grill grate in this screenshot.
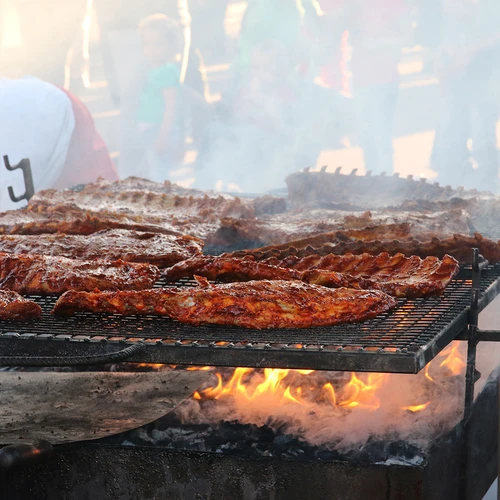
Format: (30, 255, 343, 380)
(0, 265, 499, 373)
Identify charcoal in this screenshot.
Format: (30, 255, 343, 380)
(340, 437, 423, 465)
(273, 434, 296, 446)
(127, 427, 154, 446)
(98, 400, 428, 464)
(102, 416, 423, 464)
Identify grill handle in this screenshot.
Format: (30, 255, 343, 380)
(3, 156, 35, 203)
(0, 440, 53, 469)
(0, 342, 145, 367)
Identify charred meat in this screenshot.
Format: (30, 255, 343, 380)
(300, 254, 459, 298)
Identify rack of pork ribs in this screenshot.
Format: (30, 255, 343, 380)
(1, 177, 500, 372)
(284, 167, 483, 209)
(227, 232, 500, 265)
(0, 242, 498, 373)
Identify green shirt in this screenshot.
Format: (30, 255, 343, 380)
(137, 63, 180, 124)
(238, 0, 302, 69)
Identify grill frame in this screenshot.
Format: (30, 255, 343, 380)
(0, 265, 499, 373)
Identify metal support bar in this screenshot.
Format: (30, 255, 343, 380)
(476, 330, 500, 342)
(465, 248, 481, 422)
(461, 249, 482, 500)
(0, 342, 145, 367)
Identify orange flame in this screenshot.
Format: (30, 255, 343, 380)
(339, 373, 388, 410)
(439, 343, 466, 376)
(402, 402, 431, 412)
(195, 342, 466, 415)
(424, 363, 435, 383)
(425, 341, 466, 384)
(136, 363, 169, 370)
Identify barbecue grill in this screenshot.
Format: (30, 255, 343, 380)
(2, 161, 500, 500)
(0, 263, 499, 375)
(3, 364, 499, 500)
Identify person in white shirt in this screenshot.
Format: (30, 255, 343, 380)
(0, 77, 75, 212)
(0, 77, 118, 212)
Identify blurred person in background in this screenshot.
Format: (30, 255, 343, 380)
(137, 15, 185, 182)
(190, 0, 230, 59)
(430, 0, 500, 192)
(0, 76, 117, 212)
(349, 0, 411, 174)
(11, 0, 87, 85)
(310, 0, 350, 95)
(299, 0, 354, 152)
(236, 0, 304, 75)
(94, 0, 207, 179)
(195, 40, 300, 192)
(414, 0, 443, 73)
(196, 0, 354, 192)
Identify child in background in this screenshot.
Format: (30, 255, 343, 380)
(137, 14, 184, 181)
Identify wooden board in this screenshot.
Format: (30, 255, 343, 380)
(0, 370, 209, 444)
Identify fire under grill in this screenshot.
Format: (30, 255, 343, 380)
(0, 265, 499, 373)
(1, 363, 498, 500)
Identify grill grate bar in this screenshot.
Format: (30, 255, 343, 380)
(0, 265, 499, 373)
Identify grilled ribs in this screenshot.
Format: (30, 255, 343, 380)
(0, 229, 203, 267)
(165, 256, 377, 291)
(164, 256, 304, 282)
(286, 168, 481, 209)
(18, 197, 253, 241)
(164, 253, 459, 298)
(30, 181, 261, 241)
(31, 188, 255, 220)
(206, 207, 473, 250)
(1, 179, 476, 251)
(0, 290, 42, 320)
(52, 279, 397, 329)
(0, 202, 182, 236)
(0, 253, 160, 295)
(300, 254, 459, 298)
(69, 176, 209, 197)
(230, 233, 500, 264)
(32, 177, 286, 217)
